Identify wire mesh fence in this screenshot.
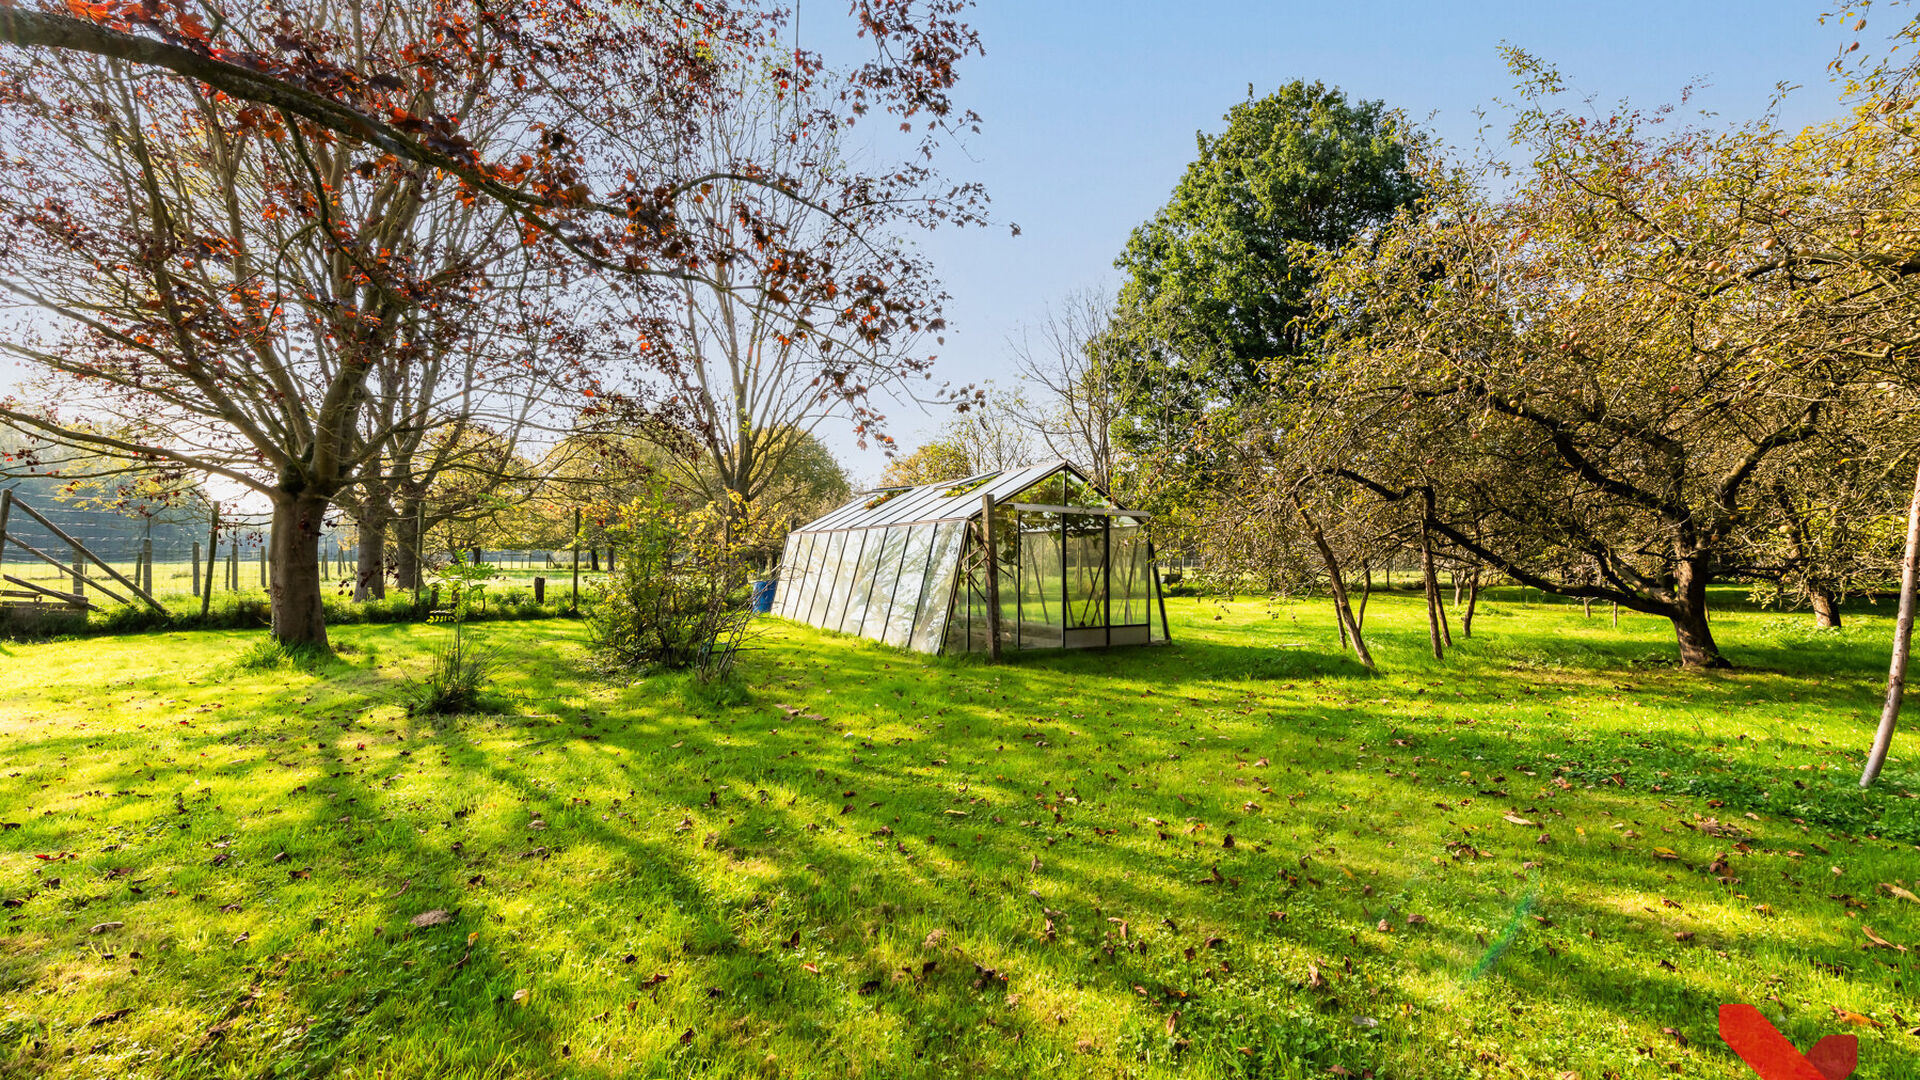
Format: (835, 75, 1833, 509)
(0, 486, 620, 628)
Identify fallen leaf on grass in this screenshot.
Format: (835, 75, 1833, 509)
(802, 962, 820, 974)
(641, 973, 669, 988)
(88, 921, 123, 935)
(1831, 1007, 1882, 1028)
(409, 909, 454, 929)
(511, 988, 530, 1005)
(1881, 883, 1919, 904)
(85, 1008, 132, 1026)
(1861, 926, 1906, 952)
(1503, 814, 1537, 827)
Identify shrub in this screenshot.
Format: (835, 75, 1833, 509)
(586, 485, 757, 683)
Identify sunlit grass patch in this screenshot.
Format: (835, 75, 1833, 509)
(0, 592, 1914, 1078)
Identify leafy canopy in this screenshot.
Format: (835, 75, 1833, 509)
(1115, 80, 1424, 397)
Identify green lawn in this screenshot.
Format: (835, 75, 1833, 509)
(0, 592, 1916, 1079)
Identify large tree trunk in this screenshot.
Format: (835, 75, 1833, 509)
(1669, 558, 1727, 669)
(393, 492, 422, 591)
(354, 458, 389, 601)
(269, 488, 332, 649)
(1863, 458, 1920, 787)
(1809, 583, 1842, 629)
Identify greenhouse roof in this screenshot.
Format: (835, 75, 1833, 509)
(794, 460, 1134, 535)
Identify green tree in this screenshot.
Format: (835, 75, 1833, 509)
(1111, 81, 1424, 420)
(879, 438, 973, 488)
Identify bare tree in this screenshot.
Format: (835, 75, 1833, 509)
(1004, 289, 1144, 491)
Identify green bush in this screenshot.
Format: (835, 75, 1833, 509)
(585, 487, 756, 683)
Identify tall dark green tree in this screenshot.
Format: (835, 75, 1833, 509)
(1110, 81, 1424, 433)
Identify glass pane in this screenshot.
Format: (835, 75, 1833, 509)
(803, 532, 833, 625)
(1065, 513, 1107, 629)
(1064, 472, 1114, 508)
(885, 525, 935, 648)
(810, 531, 848, 628)
(993, 508, 1020, 650)
(829, 530, 875, 633)
(857, 527, 911, 639)
(913, 521, 967, 652)
(776, 533, 805, 618)
(1110, 521, 1150, 625)
(1008, 473, 1064, 507)
(795, 532, 826, 620)
(1015, 509, 1062, 649)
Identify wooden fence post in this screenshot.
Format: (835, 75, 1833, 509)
(259, 545, 267, 589)
(71, 543, 84, 599)
(192, 542, 202, 597)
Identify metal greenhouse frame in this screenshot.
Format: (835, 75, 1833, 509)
(772, 460, 1171, 655)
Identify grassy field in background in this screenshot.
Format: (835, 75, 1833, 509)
(0, 593, 1916, 1079)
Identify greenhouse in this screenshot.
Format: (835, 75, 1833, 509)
(773, 460, 1169, 655)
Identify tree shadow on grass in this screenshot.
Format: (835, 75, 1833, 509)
(2, 616, 1916, 1079)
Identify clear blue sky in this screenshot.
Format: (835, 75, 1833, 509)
(834, 0, 1863, 482)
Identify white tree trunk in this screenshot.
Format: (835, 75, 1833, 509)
(1862, 457, 1920, 787)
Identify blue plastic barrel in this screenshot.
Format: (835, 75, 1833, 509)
(750, 579, 776, 614)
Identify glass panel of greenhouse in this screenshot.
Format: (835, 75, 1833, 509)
(773, 460, 1168, 655)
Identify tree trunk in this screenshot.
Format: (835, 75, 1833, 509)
(1419, 521, 1445, 659)
(1462, 566, 1479, 638)
(1669, 558, 1727, 669)
(1357, 563, 1372, 630)
(269, 489, 331, 649)
(1863, 457, 1920, 787)
(1809, 583, 1842, 629)
(353, 458, 389, 601)
(1293, 497, 1373, 669)
(393, 495, 421, 591)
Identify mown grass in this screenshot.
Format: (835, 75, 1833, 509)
(0, 592, 1915, 1079)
